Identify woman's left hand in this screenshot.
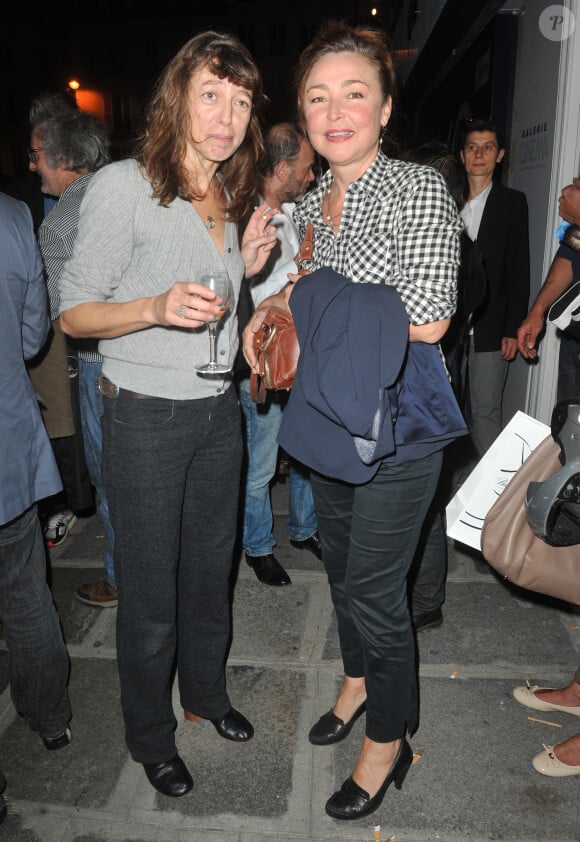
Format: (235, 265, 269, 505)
(241, 203, 278, 277)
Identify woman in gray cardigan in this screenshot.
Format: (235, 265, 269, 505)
(60, 31, 277, 798)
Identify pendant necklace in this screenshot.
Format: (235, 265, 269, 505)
(205, 216, 216, 230)
(324, 183, 341, 223)
(324, 184, 333, 221)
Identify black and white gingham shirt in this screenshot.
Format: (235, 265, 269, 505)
(293, 152, 462, 324)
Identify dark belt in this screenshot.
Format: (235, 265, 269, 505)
(98, 375, 155, 400)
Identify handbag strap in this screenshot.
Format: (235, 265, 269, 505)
(298, 221, 314, 273)
(250, 371, 266, 404)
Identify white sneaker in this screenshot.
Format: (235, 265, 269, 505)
(44, 509, 77, 548)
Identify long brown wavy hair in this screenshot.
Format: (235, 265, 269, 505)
(136, 31, 266, 221)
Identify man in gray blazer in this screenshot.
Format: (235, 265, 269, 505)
(0, 191, 73, 819)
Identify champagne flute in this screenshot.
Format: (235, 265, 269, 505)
(194, 269, 234, 374)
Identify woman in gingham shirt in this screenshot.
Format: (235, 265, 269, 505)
(244, 20, 463, 821)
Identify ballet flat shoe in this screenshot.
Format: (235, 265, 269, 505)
(309, 701, 366, 746)
(184, 707, 254, 742)
(513, 685, 580, 717)
(325, 738, 413, 820)
(532, 744, 580, 777)
(143, 755, 193, 797)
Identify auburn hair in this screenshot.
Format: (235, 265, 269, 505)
(295, 20, 397, 121)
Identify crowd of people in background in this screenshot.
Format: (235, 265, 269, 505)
(1, 16, 580, 826)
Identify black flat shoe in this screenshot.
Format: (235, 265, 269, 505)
(210, 707, 254, 741)
(325, 738, 413, 820)
(290, 531, 322, 560)
(185, 706, 255, 742)
(143, 755, 193, 797)
(309, 701, 366, 746)
(42, 726, 72, 751)
(246, 553, 291, 586)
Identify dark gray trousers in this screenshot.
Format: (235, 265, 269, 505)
(0, 506, 71, 739)
(102, 386, 242, 763)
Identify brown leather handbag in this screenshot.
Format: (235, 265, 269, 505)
(481, 435, 580, 605)
(249, 222, 313, 404)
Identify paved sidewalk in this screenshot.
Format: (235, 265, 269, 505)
(1, 479, 579, 841)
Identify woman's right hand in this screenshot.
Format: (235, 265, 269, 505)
(152, 281, 225, 328)
(61, 280, 229, 341)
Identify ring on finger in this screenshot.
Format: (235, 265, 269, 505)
(177, 304, 186, 319)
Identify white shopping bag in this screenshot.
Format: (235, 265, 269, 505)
(446, 410, 550, 550)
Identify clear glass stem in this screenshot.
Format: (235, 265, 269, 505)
(207, 323, 218, 366)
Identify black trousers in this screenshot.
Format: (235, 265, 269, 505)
(311, 450, 442, 742)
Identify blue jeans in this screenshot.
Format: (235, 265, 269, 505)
(238, 378, 317, 556)
(102, 385, 242, 763)
(78, 358, 116, 588)
(0, 506, 71, 740)
(311, 450, 442, 742)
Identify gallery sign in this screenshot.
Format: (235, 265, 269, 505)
(519, 120, 550, 169)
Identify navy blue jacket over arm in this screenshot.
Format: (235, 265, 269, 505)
(278, 268, 468, 484)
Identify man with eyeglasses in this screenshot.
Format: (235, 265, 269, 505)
(458, 116, 530, 458)
(27, 93, 117, 606)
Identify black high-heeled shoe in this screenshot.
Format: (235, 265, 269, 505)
(325, 738, 413, 820)
(309, 701, 366, 745)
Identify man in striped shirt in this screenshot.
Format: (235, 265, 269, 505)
(29, 93, 117, 606)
